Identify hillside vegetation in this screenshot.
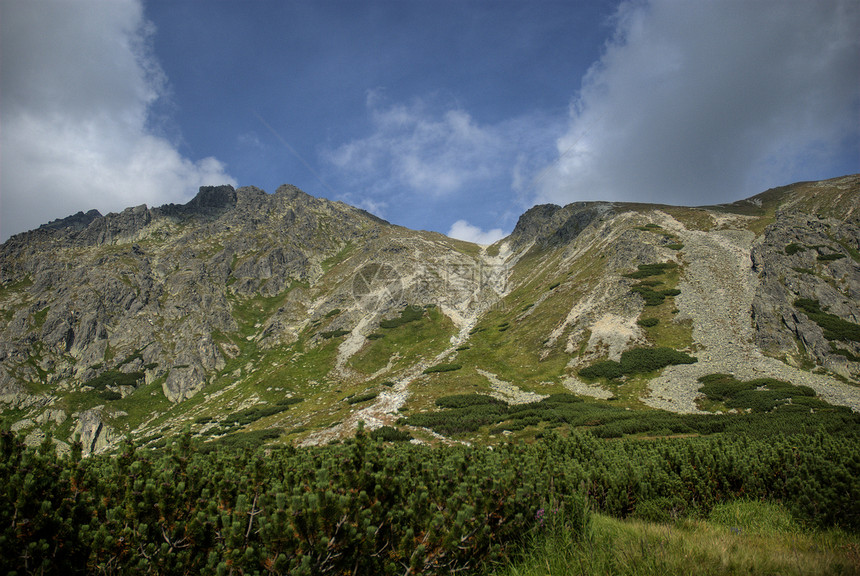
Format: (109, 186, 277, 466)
(2, 421, 858, 575)
(2, 175, 860, 574)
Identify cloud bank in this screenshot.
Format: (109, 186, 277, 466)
(447, 220, 506, 245)
(0, 0, 234, 241)
(538, 0, 860, 207)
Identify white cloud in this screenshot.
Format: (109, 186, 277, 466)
(323, 94, 562, 239)
(325, 94, 562, 199)
(447, 220, 506, 245)
(0, 0, 235, 241)
(336, 192, 389, 221)
(326, 96, 504, 197)
(537, 0, 860, 207)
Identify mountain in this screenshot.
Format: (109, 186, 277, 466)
(2, 175, 859, 454)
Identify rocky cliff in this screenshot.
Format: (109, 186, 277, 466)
(2, 175, 859, 452)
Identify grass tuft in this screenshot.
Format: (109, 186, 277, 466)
(494, 505, 859, 576)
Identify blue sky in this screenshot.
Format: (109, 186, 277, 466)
(2, 0, 858, 243)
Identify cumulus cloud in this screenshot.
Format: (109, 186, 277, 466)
(325, 93, 559, 199)
(326, 95, 505, 197)
(447, 220, 506, 245)
(0, 0, 235, 241)
(323, 93, 560, 238)
(537, 0, 860, 207)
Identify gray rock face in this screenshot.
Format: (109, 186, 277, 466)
(511, 202, 611, 250)
(0, 183, 392, 414)
(40, 209, 103, 232)
(751, 209, 860, 375)
(73, 408, 116, 455)
(2, 175, 859, 451)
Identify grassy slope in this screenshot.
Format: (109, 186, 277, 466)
(10, 176, 858, 450)
(495, 500, 860, 576)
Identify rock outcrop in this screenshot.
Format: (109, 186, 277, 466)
(2, 175, 859, 451)
(751, 209, 860, 375)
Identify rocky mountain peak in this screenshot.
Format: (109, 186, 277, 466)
(274, 183, 310, 201)
(185, 185, 238, 213)
(39, 209, 103, 232)
(511, 201, 611, 249)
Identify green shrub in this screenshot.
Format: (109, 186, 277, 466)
(619, 347, 696, 373)
(540, 393, 583, 404)
(435, 394, 506, 409)
(405, 400, 507, 435)
(631, 285, 665, 306)
(84, 369, 144, 390)
(579, 360, 625, 380)
(794, 298, 824, 314)
(369, 426, 412, 442)
(697, 373, 755, 401)
(367, 333, 385, 340)
(638, 317, 659, 327)
(201, 428, 283, 452)
(631, 284, 681, 306)
(422, 363, 462, 374)
(346, 392, 378, 405)
(275, 397, 304, 406)
(794, 298, 860, 342)
(321, 329, 350, 339)
(379, 306, 424, 329)
(830, 345, 860, 362)
(32, 306, 49, 328)
(406, 382, 860, 445)
(623, 262, 677, 279)
(6, 424, 860, 576)
(579, 347, 697, 380)
(784, 243, 805, 255)
(226, 404, 289, 426)
(817, 252, 845, 262)
(325, 308, 341, 318)
(698, 374, 833, 413)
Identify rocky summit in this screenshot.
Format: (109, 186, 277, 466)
(2, 175, 859, 454)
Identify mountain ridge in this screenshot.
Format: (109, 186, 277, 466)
(2, 174, 859, 454)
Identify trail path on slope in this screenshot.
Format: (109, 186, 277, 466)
(642, 214, 860, 412)
(300, 244, 516, 446)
